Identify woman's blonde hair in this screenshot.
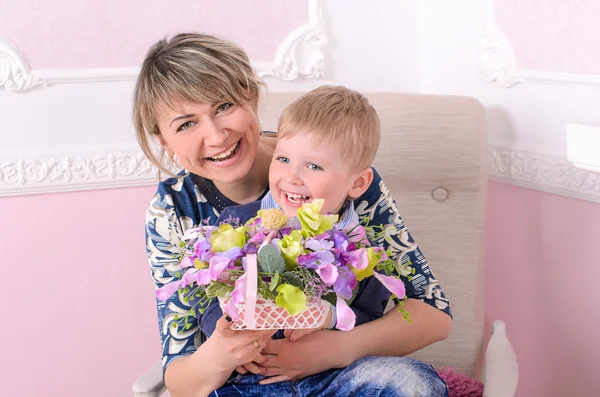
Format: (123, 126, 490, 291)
(278, 85, 381, 172)
(133, 33, 266, 174)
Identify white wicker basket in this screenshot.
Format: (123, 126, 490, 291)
(218, 295, 327, 330)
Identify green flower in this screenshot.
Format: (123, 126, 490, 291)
(279, 229, 308, 270)
(352, 247, 382, 281)
(297, 199, 338, 236)
(275, 284, 307, 316)
(210, 224, 247, 252)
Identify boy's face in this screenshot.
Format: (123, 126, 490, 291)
(269, 133, 358, 217)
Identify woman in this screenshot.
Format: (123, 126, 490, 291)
(134, 33, 452, 397)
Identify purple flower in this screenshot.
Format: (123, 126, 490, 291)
(334, 268, 357, 299)
(297, 250, 335, 269)
(279, 227, 294, 236)
(305, 238, 334, 252)
(342, 248, 368, 270)
(287, 217, 302, 230)
(332, 231, 349, 252)
(194, 238, 213, 263)
(220, 246, 244, 261)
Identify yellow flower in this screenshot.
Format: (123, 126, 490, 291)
(210, 224, 247, 252)
(258, 208, 288, 229)
(193, 258, 208, 269)
(297, 199, 338, 236)
(279, 230, 308, 270)
(352, 247, 382, 281)
(275, 284, 307, 316)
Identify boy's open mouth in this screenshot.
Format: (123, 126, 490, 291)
(206, 140, 240, 162)
(285, 191, 312, 205)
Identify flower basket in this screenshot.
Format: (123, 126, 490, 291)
(156, 199, 409, 334)
(217, 294, 327, 330)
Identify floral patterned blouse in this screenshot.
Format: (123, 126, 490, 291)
(145, 167, 451, 371)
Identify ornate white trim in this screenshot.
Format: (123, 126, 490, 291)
(257, 0, 326, 81)
(480, 0, 600, 88)
(488, 144, 600, 203)
(1, 0, 326, 90)
(0, 36, 47, 92)
(4, 143, 599, 203)
(0, 146, 158, 197)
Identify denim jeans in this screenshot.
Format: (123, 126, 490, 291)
(209, 356, 449, 397)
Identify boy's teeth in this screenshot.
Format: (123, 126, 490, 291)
(207, 141, 239, 161)
(286, 192, 310, 204)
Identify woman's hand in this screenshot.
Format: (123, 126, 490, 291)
(206, 316, 278, 373)
(164, 316, 277, 397)
(257, 329, 352, 384)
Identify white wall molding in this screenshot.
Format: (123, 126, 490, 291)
(488, 144, 600, 203)
(3, 143, 599, 203)
(0, 36, 48, 92)
(0, 146, 158, 197)
(0, 0, 326, 91)
(480, 0, 600, 89)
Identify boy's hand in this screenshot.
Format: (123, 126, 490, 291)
(284, 302, 333, 342)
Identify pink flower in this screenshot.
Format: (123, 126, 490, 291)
(335, 297, 356, 331)
(316, 263, 339, 285)
(156, 280, 182, 301)
(344, 225, 369, 245)
(209, 256, 231, 280)
(223, 298, 239, 321)
(374, 272, 406, 298)
(231, 273, 247, 304)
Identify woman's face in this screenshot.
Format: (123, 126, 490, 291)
(155, 99, 261, 184)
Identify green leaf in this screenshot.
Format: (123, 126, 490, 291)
(205, 282, 234, 298)
(282, 271, 305, 289)
(269, 273, 280, 291)
(322, 292, 337, 306)
(257, 245, 286, 274)
(258, 284, 276, 300)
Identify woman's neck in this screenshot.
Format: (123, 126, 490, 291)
(212, 136, 275, 205)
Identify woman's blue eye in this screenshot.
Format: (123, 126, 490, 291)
(307, 163, 322, 171)
(277, 156, 290, 164)
(217, 102, 233, 113)
(177, 121, 195, 132)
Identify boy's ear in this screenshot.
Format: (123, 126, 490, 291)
(348, 167, 374, 199)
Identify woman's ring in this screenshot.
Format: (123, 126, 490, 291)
(253, 340, 261, 349)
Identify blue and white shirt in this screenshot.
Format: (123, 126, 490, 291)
(145, 167, 452, 372)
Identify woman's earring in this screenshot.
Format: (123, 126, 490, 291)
(170, 153, 181, 168)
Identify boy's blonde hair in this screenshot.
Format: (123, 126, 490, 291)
(133, 33, 265, 174)
(277, 85, 380, 172)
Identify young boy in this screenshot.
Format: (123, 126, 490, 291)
(209, 85, 391, 339)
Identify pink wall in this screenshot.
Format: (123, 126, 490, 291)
(486, 181, 600, 397)
(2, 0, 306, 69)
(496, 0, 600, 74)
(3, 181, 598, 397)
(0, 187, 159, 397)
